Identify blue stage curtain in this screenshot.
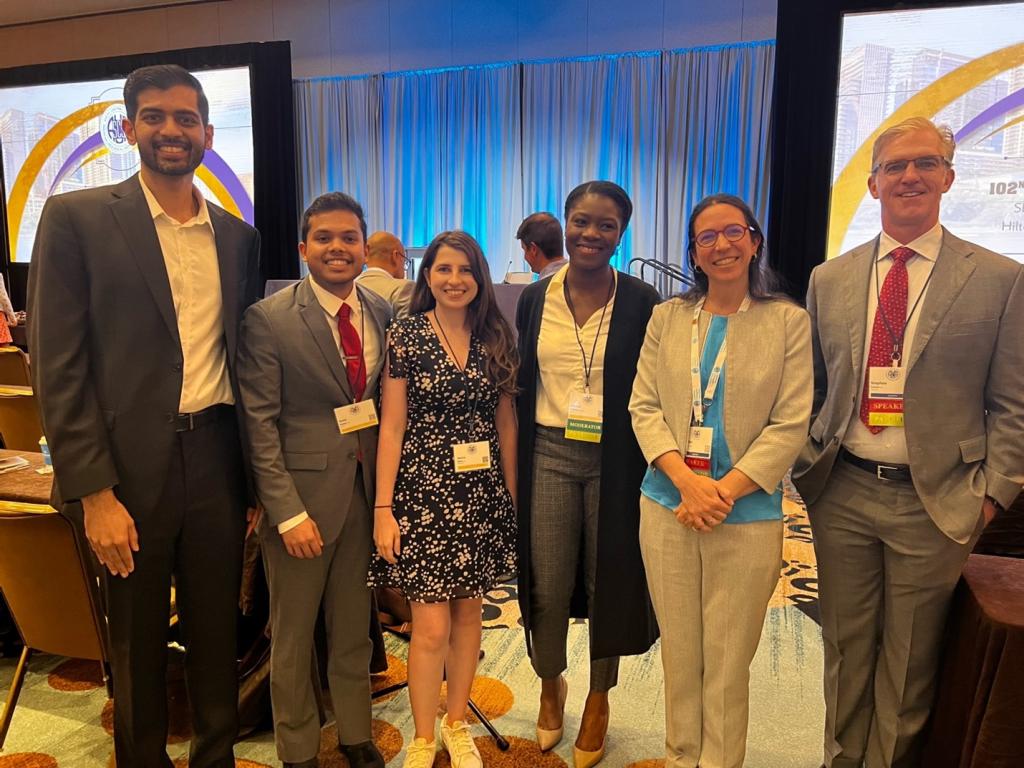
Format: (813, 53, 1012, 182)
(293, 41, 774, 285)
(662, 42, 775, 294)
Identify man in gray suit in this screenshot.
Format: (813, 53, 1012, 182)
(793, 117, 1024, 768)
(356, 230, 414, 317)
(238, 193, 391, 768)
(29, 65, 260, 768)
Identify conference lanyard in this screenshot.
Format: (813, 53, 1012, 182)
(563, 268, 616, 394)
(689, 296, 750, 426)
(433, 310, 480, 436)
(872, 248, 935, 364)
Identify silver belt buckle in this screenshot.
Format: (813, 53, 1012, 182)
(876, 463, 898, 480)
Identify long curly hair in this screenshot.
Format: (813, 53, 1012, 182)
(410, 230, 519, 395)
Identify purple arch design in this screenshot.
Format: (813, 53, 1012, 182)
(955, 86, 1024, 144)
(47, 134, 254, 224)
(48, 133, 103, 196)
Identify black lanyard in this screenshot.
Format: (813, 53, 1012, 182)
(562, 268, 616, 393)
(433, 311, 480, 436)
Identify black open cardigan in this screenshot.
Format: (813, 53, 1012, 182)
(514, 271, 661, 661)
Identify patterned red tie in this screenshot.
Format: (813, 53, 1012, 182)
(337, 303, 366, 401)
(859, 246, 913, 433)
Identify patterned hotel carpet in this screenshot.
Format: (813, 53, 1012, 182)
(0, 490, 824, 767)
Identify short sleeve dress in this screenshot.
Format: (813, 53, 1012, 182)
(368, 313, 517, 602)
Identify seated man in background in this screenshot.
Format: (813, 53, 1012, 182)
(516, 212, 566, 279)
(357, 230, 414, 317)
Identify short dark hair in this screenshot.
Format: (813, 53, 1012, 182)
(564, 180, 633, 233)
(123, 65, 209, 124)
(300, 192, 368, 242)
(516, 212, 563, 260)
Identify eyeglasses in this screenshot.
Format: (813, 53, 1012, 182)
(399, 250, 412, 268)
(873, 155, 951, 177)
(693, 224, 755, 249)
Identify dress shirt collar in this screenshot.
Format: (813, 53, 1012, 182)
(139, 174, 211, 227)
(308, 275, 361, 318)
(538, 258, 568, 280)
(878, 221, 942, 264)
(544, 262, 617, 296)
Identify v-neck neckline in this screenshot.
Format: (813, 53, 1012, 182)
(424, 312, 474, 372)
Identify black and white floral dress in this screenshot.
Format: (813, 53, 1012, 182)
(368, 313, 516, 602)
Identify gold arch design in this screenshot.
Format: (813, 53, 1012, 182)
(827, 42, 1024, 260)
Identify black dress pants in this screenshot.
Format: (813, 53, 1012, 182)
(104, 409, 246, 768)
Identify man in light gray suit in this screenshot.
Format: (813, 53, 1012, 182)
(238, 193, 391, 768)
(357, 230, 414, 317)
(793, 117, 1024, 768)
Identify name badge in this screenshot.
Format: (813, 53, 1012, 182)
(453, 440, 492, 472)
(684, 425, 713, 475)
(334, 400, 379, 434)
(565, 389, 603, 443)
(867, 366, 905, 427)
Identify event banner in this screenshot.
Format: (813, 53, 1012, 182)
(0, 66, 254, 263)
(828, 2, 1024, 262)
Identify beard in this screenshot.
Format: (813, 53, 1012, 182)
(137, 139, 205, 177)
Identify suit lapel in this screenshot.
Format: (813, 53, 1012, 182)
(357, 285, 390, 396)
(845, 239, 877, 377)
(297, 279, 355, 402)
(109, 176, 180, 345)
(905, 231, 975, 372)
(211, 207, 240, 362)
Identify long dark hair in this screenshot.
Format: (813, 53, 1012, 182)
(681, 193, 784, 302)
(410, 231, 518, 394)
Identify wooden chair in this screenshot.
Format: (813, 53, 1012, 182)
(0, 502, 110, 747)
(0, 347, 30, 387)
(0, 386, 43, 451)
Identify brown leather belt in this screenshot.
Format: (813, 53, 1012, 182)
(840, 447, 912, 482)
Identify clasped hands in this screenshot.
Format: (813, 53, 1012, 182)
(674, 473, 733, 532)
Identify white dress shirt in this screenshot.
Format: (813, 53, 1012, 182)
(279, 276, 380, 533)
(843, 222, 942, 464)
(535, 264, 617, 427)
(139, 177, 233, 412)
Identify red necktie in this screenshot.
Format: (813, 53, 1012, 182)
(859, 247, 912, 434)
(337, 303, 366, 401)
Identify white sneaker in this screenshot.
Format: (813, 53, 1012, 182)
(403, 736, 437, 768)
(440, 714, 482, 768)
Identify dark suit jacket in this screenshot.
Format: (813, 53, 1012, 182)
(237, 279, 392, 544)
(28, 174, 261, 517)
(515, 271, 660, 660)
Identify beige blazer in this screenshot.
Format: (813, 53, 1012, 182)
(792, 230, 1024, 543)
(356, 268, 414, 318)
(630, 296, 813, 494)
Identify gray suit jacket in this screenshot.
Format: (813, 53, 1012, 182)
(237, 278, 392, 544)
(630, 297, 813, 493)
(792, 230, 1024, 543)
(28, 174, 261, 514)
(356, 268, 414, 318)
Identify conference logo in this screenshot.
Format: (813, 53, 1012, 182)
(99, 104, 132, 155)
(6, 99, 254, 262)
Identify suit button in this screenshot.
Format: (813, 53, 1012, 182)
(347, 451, 357, 460)
(172, 362, 182, 372)
(165, 413, 175, 423)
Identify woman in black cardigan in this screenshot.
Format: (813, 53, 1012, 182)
(515, 181, 660, 768)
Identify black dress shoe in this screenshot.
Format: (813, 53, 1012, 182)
(339, 740, 385, 768)
(283, 759, 319, 768)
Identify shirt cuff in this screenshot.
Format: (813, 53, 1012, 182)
(278, 511, 309, 534)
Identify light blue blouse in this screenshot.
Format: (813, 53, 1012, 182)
(640, 313, 782, 524)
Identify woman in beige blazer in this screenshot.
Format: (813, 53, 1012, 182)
(629, 194, 812, 768)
